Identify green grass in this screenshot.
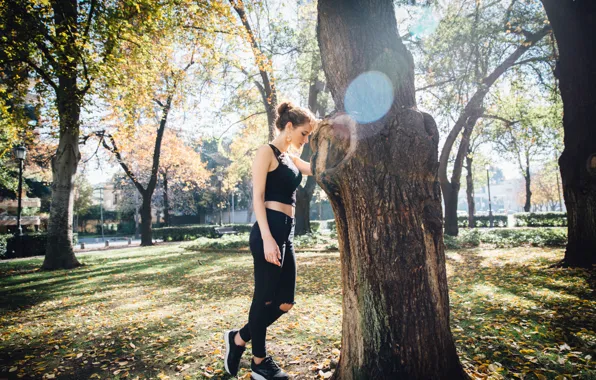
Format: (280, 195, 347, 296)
(0, 243, 594, 379)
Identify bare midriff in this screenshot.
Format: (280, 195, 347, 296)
(265, 201, 294, 218)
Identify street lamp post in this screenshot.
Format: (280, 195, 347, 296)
(485, 165, 494, 228)
(14, 145, 27, 237)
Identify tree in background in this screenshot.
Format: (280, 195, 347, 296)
(416, 0, 553, 236)
(73, 173, 93, 232)
(94, 7, 219, 245)
(462, 121, 490, 227)
(227, 115, 268, 223)
(539, 0, 596, 268)
(489, 87, 563, 212)
(313, 0, 466, 377)
(227, 0, 280, 140)
(293, 1, 333, 235)
(0, 0, 170, 269)
(531, 158, 564, 211)
(158, 133, 210, 227)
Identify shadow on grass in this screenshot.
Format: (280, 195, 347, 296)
(0, 246, 341, 313)
(0, 245, 341, 379)
(447, 248, 595, 377)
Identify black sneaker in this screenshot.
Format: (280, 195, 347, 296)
(224, 329, 245, 376)
(251, 356, 289, 380)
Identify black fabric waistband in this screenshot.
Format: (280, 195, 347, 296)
(265, 207, 294, 225)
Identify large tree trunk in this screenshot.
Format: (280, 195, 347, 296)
(313, 1, 467, 378)
(465, 155, 475, 228)
(42, 0, 82, 270)
(540, 0, 596, 268)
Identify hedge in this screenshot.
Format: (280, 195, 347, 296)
(457, 214, 508, 228)
(328, 219, 336, 232)
(443, 227, 567, 249)
(153, 224, 253, 242)
(514, 212, 567, 227)
(310, 221, 321, 233)
(2, 233, 47, 259)
(1, 233, 78, 259)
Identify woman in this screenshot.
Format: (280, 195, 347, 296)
(224, 102, 315, 379)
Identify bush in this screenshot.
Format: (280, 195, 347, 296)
(186, 233, 250, 250)
(458, 214, 508, 228)
(153, 224, 254, 242)
(230, 224, 253, 234)
(514, 212, 567, 227)
(3, 233, 47, 259)
(0, 234, 10, 259)
(1, 233, 79, 259)
(444, 228, 567, 249)
(310, 221, 321, 233)
(328, 220, 336, 232)
(153, 225, 219, 241)
(118, 221, 136, 235)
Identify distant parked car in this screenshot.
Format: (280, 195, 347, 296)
(457, 210, 468, 217)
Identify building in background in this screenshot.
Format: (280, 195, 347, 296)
(0, 189, 41, 234)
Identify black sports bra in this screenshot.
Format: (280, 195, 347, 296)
(264, 144, 302, 207)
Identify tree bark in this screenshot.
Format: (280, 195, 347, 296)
(465, 155, 475, 228)
(295, 174, 316, 235)
(439, 26, 551, 236)
(140, 193, 153, 246)
(540, 0, 596, 268)
(523, 160, 532, 212)
(313, 1, 467, 378)
(162, 171, 170, 227)
(42, 0, 82, 270)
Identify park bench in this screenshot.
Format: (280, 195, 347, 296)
(215, 226, 238, 236)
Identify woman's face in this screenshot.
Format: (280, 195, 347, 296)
(287, 122, 314, 150)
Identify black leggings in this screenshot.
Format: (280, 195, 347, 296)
(238, 208, 296, 358)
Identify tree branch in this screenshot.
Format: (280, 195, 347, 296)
(97, 130, 146, 195)
(416, 77, 458, 92)
(24, 58, 58, 92)
(83, 0, 97, 38)
(482, 114, 518, 125)
(218, 111, 267, 140)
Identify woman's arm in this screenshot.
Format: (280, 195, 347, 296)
(290, 155, 313, 176)
(252, 145, 282, 266)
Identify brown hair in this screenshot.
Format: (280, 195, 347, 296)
(275, 102, 315, 132)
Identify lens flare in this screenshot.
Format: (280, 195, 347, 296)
(344, 71, 394, 124)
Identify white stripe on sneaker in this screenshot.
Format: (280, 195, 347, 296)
(251, 371, 268, 380)
(224, 330, 231, 374)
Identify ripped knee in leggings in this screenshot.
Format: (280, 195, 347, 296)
(279, 303, 293, 312)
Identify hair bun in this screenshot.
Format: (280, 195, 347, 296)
(277, 102, 294, 116)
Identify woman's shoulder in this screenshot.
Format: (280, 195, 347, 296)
(256, 144, 275, 155)
(254, 144, 277, 163)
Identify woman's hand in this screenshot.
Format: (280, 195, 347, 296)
(263, 236, 281, 267)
